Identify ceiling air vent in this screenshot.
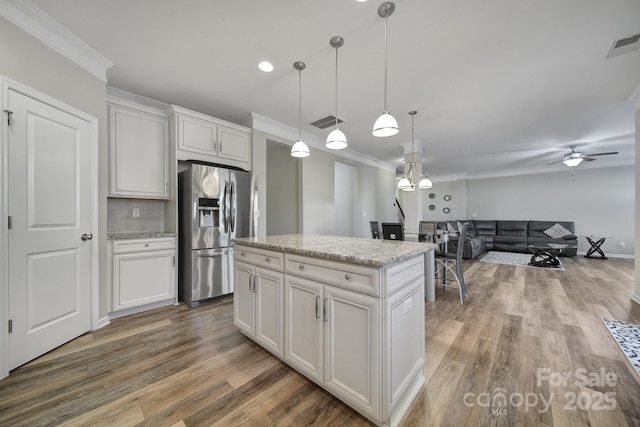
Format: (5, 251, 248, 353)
(606, 33, 640, 58)
(310, 115, 343, 130)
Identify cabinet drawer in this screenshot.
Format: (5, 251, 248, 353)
(285, 254, 380, 297)
(112, 237, 176, 254)
(384, 254, 425, 297)
(236, 246, 283, 272)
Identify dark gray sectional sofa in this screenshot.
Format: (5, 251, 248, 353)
(435, 220, 578, 259)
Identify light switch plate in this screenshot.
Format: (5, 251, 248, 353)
(132, 208, 140, 218)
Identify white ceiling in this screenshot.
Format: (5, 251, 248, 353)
(31, 0, 640, 176)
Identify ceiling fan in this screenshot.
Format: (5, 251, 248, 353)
(548, 145, 619, 167)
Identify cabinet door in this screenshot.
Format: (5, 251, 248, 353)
(324, 285, 381, 420)
(113, 250, 175, 311)
(233, 260, 255, 336)
(109, 106, 169, 198)
(177, 114, 218, 156)
(254, 267, 284, 357)
(217, 126, 249, 163)
(284, 276, 323, 383)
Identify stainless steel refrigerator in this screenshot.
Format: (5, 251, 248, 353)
(178, 163, 257, 307)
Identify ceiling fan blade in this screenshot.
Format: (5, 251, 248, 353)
(547, 160, 564, 166)
(582, 157, 596, 162)
(585, 151, 618, 157)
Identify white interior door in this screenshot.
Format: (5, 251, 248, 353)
(7, 88, 92, 370)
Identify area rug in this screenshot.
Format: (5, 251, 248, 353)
(479, 251, 565, 270)
(602, 318, 640, 377)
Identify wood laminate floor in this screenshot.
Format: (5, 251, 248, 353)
(1, 256, 638, 426)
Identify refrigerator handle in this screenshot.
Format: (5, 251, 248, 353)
(230, 181, 236, 233)
(222, 181, 229, 233)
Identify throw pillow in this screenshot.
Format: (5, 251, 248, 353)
(543, 223, 573, 239)
(446, 222, 459, 237)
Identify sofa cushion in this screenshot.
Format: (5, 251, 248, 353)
(496, 220, 528, 237)
(493, 235, 526, 244)
(473, 220, 496, 236)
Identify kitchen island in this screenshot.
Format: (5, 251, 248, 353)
(232, 234, 437, 427)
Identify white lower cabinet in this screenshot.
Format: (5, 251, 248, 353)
(285, 276, 380, 419)
(111, 237, 176, 313)
(233, 249, 284, 358)
(234, 245, 426, 427)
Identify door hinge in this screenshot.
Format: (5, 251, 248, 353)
(4, 109, 13, 126)
(8, 216, 12, 229)
(8, 320, 12, 334)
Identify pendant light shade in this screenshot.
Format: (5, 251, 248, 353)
(373, 112, 399, 137)
(326, 128, 347, 150)
(327, 36, 347, 150)
(291, 61, 310, 158)
(373, 2, 398, 137)
(397, 111, 433, 191)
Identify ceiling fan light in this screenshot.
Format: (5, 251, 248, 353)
(563, 157, 583, 167)
(418, 175, 433, 189)
(397, 175, 412, 190)
(373, 112, 399, 137)
(291, 139, 310, 157)
(326, 128, 347, 150)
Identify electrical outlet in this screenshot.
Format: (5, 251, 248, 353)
(472, 212, 478, 218)
(362, 211, 367, 217)
(403, 298, 412, 314)
(132, 208, 140, 218)
(619, 241, 625, 247)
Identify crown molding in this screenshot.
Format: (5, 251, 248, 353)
(0, 0, 112, 82)
(106, 87, 170, 117)
(628, 83, 640, 111)
(251, 113, 396, 172)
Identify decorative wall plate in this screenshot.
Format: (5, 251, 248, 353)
(443, 207, 450, 214)
(443, 194, 451, 201)
(428, 193, 436, 199)
(428, 204, 436, 211)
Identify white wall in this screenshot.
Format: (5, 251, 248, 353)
(466, 166, 635, 257)
(0, 17, 109, 314)
(635, 108, 639, 302)
(334, 162, 355, 237)
(266, 142, 299, 235)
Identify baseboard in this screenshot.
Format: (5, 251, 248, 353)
(108, 299, 176, 320)
(96, 316, 111, 330)
(632, 294, 640, 306)
(576, 250, 635, 259)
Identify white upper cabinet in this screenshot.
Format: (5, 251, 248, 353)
(108, 102, 169, 199)
(170, 105, 251, 170)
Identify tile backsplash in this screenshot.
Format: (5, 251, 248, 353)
(107, 198, 165, 233)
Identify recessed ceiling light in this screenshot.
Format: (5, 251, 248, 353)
(356, 0, 367, 2)
(258, 61, 274, 72)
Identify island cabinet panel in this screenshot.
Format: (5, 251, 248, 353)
(233, 249, 284, 358)
(284, 275, 323, 383)
(234, 237, 428, 427)
(324, 285, 381, 419)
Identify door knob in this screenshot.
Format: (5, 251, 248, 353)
(81, 233, 93, 241)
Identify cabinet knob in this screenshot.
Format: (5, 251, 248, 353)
(241, 251, 246, 257)
(265, 257, 271, 263)
(299, 264, 305, 271)
(345, 273, 352, 280)
(145, 243, 150, 247)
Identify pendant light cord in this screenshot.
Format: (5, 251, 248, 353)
(298, 69, 302, 140)
(335, 46, 339, 127)
(383, 14, 388, 112)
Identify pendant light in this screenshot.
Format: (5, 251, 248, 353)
(326, 36, 347, 150)
(291, 61, 310, 158)
(397, 111, 433, 191)
(372, 2, 399, 137)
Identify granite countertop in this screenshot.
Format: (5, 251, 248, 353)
(107, 232, 177, 240)
(233, 234, 438, 268)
